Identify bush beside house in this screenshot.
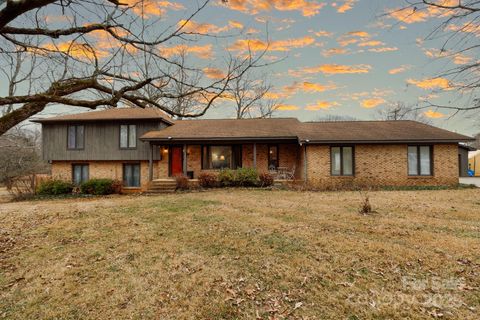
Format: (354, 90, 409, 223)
(32, 168, 272, 199)
(80, 179, 122, 195)
(198, 172, 218, 188)
(175, 175, 190, 190)
(218, 168, 259, 187)
(37, 180, 74, 195)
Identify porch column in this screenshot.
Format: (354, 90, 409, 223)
(183, 144, 187, 176)
(148, 143, 154, 181)
(253, 143, 257, 168)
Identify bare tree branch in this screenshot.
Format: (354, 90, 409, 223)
(0, 0, 269, 135)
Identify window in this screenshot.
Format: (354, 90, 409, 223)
(202, 145, 242, 169)
(67, 125, 84, 149)
(408, 145, 432, 176)
(123, 163, 140, 187)
(72, 164, 89, 185)
(268, 145, 279, 170)
(120, 124, 136, 149)
(331, 146, 354, 176)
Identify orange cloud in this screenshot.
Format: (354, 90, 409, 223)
(389, 7, 429, 24)
(388, 2, 455, 24)
(314, 30, 333, 37)
(423, 48, 473, 65)
(291, 64, 371, 77)
(277, 104, 300, 111)
(224, 0, 326, 17)
(268, 81, 337, 99)
(347, 31, 370, 38)
(41, 41, 108, 60)
(322, 47, 349, 57)
(424, 109, 445, 118)
(302, 82, 337, 92)
(228, 36, 315, 52)
(407, 77, 452, 90)
(178, 19, 243, 34)
(337, 30, 371, 46)
(126, 0, 184, 17)
(453, 54, 473, 65)
(446, 22, 480, 35)
(388, 65, 410, 74)
(203, 67, 226, 79)
(358, 40, 384, 47)
(361, 98, 386, 108)
(305, 101, 339, 110)
(368, 47, 398, 53)
(336, 0, 357, 13)
(160, 44, 213, 59)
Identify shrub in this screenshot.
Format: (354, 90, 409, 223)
(175, 175, 189, 190)
(198, 172, 217, 188)
(37, 179, 74, 195)
(218, 169, 236, 187)
(218, 168, 259, 187)
(358, 191, 374, 215)
(80, 179, 122, 195)
(259, 172, 274, 187)
(234, 167, 259, 187)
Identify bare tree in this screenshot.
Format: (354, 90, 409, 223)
(376, 102, 432, 124)
(316, 114, 358, 122)
(398, 1, 480, 114)
(0, 0, 266, 135)
(0, 125, 48, 188)
(136, 49, 204, 119)
(227, 71, 281, 119)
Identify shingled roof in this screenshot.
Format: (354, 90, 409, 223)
(141, 118, 302, 141)
(297, 120, 473, 143)
(32, 108, 173, 124)
(141, 119, 473, 143)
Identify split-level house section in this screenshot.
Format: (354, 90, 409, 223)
(34, 108, 474, 192)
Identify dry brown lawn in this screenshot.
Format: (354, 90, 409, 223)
(0, 189, 479, 319)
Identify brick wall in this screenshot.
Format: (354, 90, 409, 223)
(51, 160, 157, 191)
(51, 143, 458, 190)
(306, 144, 459, 188)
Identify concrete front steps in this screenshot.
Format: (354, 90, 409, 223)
(147, 179, 177, 193)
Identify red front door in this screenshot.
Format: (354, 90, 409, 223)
(170, 146, 183, 176)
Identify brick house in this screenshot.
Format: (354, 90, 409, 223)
(34, 108, 474, 191)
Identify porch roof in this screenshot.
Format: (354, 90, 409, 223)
(140, 118, 301, 142)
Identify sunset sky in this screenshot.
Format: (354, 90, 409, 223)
(6, 0, 477, 135)
(161, 0, 475, 135)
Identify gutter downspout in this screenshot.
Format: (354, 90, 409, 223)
(148, 143, 154, 181)
(302, 139, 310, 185)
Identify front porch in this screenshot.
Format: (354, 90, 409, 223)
(145, 142, 306, 183)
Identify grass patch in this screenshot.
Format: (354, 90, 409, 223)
(0, 189, 479, 319)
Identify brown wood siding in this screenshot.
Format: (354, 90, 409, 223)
(42, 120, 167, 161)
